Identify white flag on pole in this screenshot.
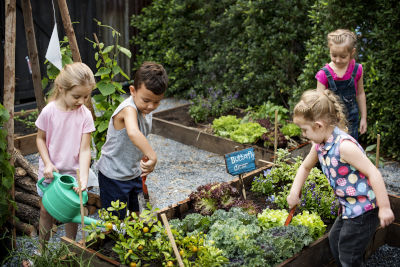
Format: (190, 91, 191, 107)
(45, 24, 62, 70)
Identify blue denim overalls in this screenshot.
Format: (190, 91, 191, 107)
(322, 64, 359, 140)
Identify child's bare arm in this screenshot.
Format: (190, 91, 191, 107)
(356, 74, 367, 134)
(36, 129, 58, 178)
(123, 107, 157, 173)
(287, 144, 318, 208)
(340, 140, 394, 227)
(316, 81, 327, 92)
(75, 133, 91, 192)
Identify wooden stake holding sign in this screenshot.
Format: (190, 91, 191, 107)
(225, 147, 257, 200)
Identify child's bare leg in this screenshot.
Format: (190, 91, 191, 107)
(65, 222, 78, 240)
(38, 202, 54, 253)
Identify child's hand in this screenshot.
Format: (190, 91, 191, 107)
(287, 193, 300, 209)
(378, 207, 395, 228)
(43, 164, 59, 179)
(73, 184, 87, 194)
(140, 157, 156, 177)
(359, 118, 367, 134)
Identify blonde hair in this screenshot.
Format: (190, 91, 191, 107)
(294, 89, 348, 131)
(49, 62, 95, 101)
(327, 29, 357, 54)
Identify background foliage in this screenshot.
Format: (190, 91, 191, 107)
(296, 0, 400, 159)
(131, 0, 313, 106)
(131, 0, 400, 159)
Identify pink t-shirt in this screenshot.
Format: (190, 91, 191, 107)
(315, 59, 363, 93)
(35, 101, 95, 182)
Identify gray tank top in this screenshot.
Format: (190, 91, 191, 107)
(97, 96, 152, 180)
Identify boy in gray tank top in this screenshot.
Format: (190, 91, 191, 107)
(97, 62, 168, 218)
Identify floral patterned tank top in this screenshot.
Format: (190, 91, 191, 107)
(315, 127, 377, 219)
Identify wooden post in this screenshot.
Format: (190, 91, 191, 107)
(76, 169, 86, 248)
(273, 109, 278, 163)
(4, 0, 17, 248)
(160, 213, 184, 267)
(375, 134, 381, 168)
(21, 0, 46, 112)
(57, 0, 81, 62)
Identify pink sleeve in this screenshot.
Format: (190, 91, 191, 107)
(82, 107, 95, 133)
(35, 105, 50, 131)
(356, 63, 363, 82)
(315, 69, 328, 87)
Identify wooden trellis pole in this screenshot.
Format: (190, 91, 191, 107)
(21, 0, 46, 112)
(4, 0, 17, 248)
(57, 0, 81, 62)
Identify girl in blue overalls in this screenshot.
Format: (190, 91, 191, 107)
(316, 29, 367, 140)
(287, 89, 394, 267)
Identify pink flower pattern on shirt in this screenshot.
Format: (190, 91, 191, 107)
(316, 127, 377, 219)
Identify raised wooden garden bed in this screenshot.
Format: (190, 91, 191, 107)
(151, 104, 311, 165)
(61, 165, 400, 266)
(14, 109, 38, 155)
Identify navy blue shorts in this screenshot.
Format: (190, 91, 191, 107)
(98, 171, 143, 219)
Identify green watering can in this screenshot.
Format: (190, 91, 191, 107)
(37, 172, 101, 225)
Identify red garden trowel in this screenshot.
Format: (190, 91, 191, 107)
(284, 205, 297, 226)
(285, 191, 301, 226)
(141, 156, 150, 202)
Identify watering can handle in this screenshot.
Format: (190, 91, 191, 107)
(37, 172, 61, 193)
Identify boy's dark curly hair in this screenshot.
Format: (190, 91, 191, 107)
(133, 61, 168, 95)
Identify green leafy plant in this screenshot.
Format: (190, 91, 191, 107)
(211, 115, 241, 138)
(85, 201, 227, 266)
(291, 211, 326, 239)
(188, 88, 240, 123)
(14, 110, 38, 129)
(281, 123, 302, 138)
(251, 149, 338, 221)
(257, 208, 289, 229)
(242, 101, 289, 125)
(189, 182, 240, 216)
(86, 20, 132, 159)
(229, 122, 267, 144)
(0, 104, 15, 228)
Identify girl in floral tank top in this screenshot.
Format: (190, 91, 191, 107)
(287, 89, 394, 267)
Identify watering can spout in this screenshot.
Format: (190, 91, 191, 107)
(72, 214, 101, 226)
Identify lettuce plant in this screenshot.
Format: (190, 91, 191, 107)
(229, 122, 267, 144)
(291, 211, 326, 239)
(281, 123, 302, 137)
(257, 209, 289, 229)
(189, 182, 240, 216)
(212, 115, 241, 138)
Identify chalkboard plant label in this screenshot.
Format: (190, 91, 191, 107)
(224, 147, 256, 176)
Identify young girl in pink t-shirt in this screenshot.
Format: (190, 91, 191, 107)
(315, 29, 367, 140)
(35, 62, 96, 253)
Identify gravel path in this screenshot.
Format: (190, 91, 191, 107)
(3, 97, 400, 266)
